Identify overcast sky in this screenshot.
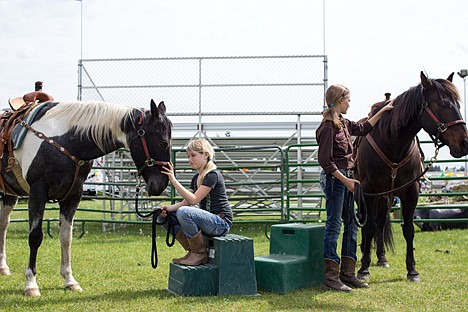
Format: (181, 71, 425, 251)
(1, 0, 467, 123)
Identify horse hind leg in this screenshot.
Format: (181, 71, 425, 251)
(376, 233, 390, 268)
(0, 195, 18, 275)
(376, 208, 392, 268)
(59, 195, 82, 292)
(59, 214, 82, 292)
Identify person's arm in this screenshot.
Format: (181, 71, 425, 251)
(162, 162, 211, 205)
(317, 123, 339, 174)
(367, 102, 394, 126)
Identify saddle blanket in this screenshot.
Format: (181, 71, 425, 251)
(12, 102, 48, 149)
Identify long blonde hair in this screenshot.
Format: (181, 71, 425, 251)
(323, 84, 350, 129)
(186, 138, 217, 188)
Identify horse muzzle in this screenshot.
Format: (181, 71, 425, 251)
(145, 176, 169, 196)
(446, 133, 468, 158)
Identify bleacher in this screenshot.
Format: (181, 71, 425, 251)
(88, 120, 323, 224)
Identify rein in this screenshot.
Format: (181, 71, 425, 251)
(134, 176, 178, 269)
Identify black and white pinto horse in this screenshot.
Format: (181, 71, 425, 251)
(0, 100, 172, 296)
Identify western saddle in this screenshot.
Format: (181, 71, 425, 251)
(0, 81, 55, 195)
(8, 81, 54, 111)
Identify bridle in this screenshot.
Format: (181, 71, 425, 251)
(419, 87, 466, 148)
(133, 112, 169, 176)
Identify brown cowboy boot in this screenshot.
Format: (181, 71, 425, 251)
(323, 259, 352, 292)
(340, 256, 369, 288)
(172, 230, 191, 264)
(179, 231, 208, 266)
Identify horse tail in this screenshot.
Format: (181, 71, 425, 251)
(383, 209, 395, 253)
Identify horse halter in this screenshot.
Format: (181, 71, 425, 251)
(419, 88, 466, 148)
(135, 113, 169, 176)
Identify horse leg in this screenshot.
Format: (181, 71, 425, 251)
(0, 195, 18, 275)
(375, 232, 389, 267)
(24, 191, 47, 297)
(401, 196, 420, 282)
(376, 208, 390, 268)
(59, 193, 82, 292)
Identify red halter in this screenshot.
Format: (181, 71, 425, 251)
(136, 114, 168, 176)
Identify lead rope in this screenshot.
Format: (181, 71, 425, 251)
(134, 176, 178, 268)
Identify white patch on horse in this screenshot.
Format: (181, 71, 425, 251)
(43, 101, 133, 151)
(24, 267, 40, 296)
(15, 115, 69, 181)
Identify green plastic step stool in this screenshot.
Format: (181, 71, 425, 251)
(167, 263, 218, 296)
(255, 223, 325, 293)
(207, 234, 258, 296)
(167, 234, 258, 296)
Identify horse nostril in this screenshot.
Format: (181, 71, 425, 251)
(463, 138, 468, 152)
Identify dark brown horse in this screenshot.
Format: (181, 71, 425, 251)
(354, 72, 468, 282)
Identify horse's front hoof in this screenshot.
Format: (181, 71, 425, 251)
(357, 272, 370, 281)
(407, 274, 421, 283)
(65, 283, 83, 292)
(0, 266, 11, 275)
(377, 261, 390, 268)
(24, 287, 41, 297)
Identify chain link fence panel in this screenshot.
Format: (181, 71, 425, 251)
(78, 55, 327, 115)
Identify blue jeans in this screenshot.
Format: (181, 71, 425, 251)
(158, 206, 230, 238)
(320, 171, 358, 264)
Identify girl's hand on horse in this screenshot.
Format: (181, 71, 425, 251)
(382, 102, 394, 112)
(162, 162, 175, 181)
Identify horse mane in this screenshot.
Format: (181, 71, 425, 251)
(43, 101, 137, 152)
(369, 77, 461, 145)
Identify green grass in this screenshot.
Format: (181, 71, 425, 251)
(0, 220, 467, 311)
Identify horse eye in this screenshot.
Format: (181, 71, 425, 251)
(160, 141, 168, 148)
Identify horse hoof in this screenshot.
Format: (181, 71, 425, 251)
(357, 273, 370, 281)
(24, 288, 41, 297)
(65, 284, 83, 292)
(0, 267, 11, 275)
(407, 275, 421, 283)
(377, 262, 390, 268)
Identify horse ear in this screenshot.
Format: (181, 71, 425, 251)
(447, 72, 454, 82)
(420, 71, 432, 88)
(158, 101, 166, 114)
(150, 99, 159, 118)
(150, 100, 166, 118)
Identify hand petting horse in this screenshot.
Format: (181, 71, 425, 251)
(0, 98, 172, 297)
